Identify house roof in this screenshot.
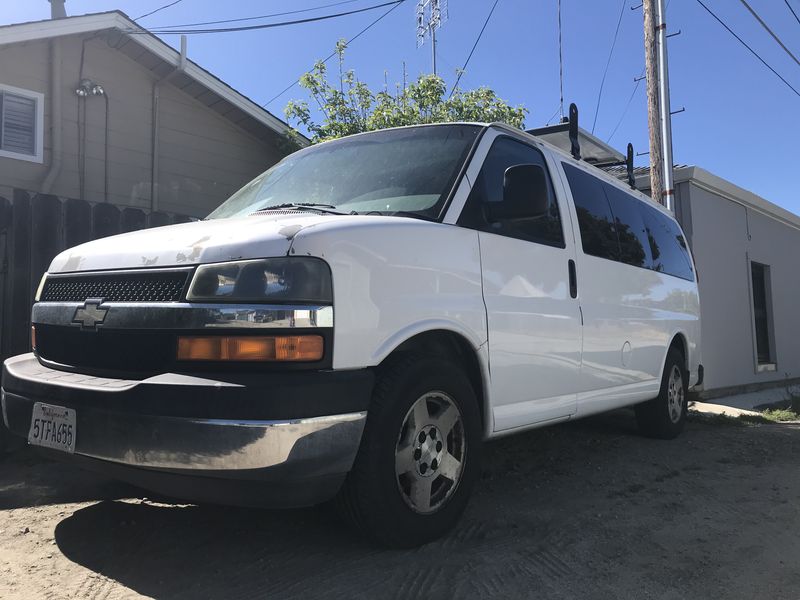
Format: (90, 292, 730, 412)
(0, 11, 307, 146)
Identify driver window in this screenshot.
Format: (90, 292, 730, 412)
(458, 137, 564, 247)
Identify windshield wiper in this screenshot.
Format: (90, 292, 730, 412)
(255, 203, 347, 215)
(372, 210, 436, 222)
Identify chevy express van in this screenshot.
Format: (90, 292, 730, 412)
(1, 123, 701, 547)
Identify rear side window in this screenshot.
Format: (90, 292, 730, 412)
(602, 183, 652, 269)
(561, 163, 619, 260)
(640, 204, 694, 280)
(563, 162, 693, 281)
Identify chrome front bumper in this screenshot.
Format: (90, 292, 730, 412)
(2, 354, 373, 507)
(2, 398, 366, 474)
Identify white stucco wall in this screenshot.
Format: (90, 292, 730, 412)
(684, 177, 800, 392)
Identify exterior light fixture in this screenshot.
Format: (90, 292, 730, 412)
(75, 79, 105, 97)
(74, 79, 92, 97)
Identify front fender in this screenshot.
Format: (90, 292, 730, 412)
(288, 218, 487, 371)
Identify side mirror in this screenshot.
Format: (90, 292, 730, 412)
(486, 164, 550, 221)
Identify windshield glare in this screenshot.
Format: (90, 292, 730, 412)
(207, 125, 482, 220)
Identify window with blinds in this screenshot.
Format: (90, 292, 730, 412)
(0, 85, 43, 162)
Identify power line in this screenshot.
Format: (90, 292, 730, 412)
(135, 0, 183, 22)
(449, 0, 500, 97)
(557, 0, 565, 120)
(738, 0, 800, 69)
(147, 0, 363, 30)
(545, 104, 561, 125)
(126, 0, 403, 35)
(606, 73, 643, 143)
(262, 1, 405, 107)
(591, 0, 627, 134)
(695, 0, 800, 98)
(439, 51, 475, 88)
(605, 0, 671, 144)
(786, 0, 800, 26)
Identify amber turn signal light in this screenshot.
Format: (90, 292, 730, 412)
(177, 335, 324, 362)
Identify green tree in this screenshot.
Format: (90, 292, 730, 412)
(285, 41, 527, 144)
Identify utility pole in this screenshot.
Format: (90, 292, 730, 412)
(643, 0, 675, 210)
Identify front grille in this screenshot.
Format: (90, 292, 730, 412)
(41, 270, 190, 303)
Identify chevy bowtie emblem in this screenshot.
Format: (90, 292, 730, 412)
(72, 299, 108, 330)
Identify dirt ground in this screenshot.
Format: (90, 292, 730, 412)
(1, 410, 799, 600)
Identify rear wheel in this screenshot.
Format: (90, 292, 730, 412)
(337, 354, 482, 548)
(635, 348, 688, 439)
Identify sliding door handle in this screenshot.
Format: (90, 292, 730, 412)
(568, 259, 578, 299)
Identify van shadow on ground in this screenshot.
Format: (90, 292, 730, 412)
(0, 446, 138, 510)
(41, 411, 800, 599)
(50, 412, 647, 600)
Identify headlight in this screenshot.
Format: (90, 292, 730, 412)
(34, 273, 47, 302)
(187, 257, 332, 304)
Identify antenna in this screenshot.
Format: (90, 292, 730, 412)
(416, 0, 448, 75)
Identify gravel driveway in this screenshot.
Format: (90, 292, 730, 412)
(1, 410, 799, 599)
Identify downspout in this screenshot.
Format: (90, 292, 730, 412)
(40, 38, 62, 194)
(150, 35, 187, 212)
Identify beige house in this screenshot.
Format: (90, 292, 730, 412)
(0, 9, 299, 217)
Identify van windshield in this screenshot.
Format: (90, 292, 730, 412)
(207, 124, 483, 221)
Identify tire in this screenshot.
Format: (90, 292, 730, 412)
(635, 348, 688, 439)
(337, 353, 483, 548)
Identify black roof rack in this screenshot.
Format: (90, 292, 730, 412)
(527, 103, 637, 190)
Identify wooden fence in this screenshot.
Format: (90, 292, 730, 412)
(0, 189, 194, 362)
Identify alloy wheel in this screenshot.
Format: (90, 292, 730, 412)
(394, 391, 466, 514)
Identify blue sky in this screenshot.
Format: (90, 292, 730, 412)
(4, 1, 800, 213)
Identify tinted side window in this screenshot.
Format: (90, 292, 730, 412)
(602, 183, 652, 269)
(562, 163, 620, 261)
(640, 203, 694, 280)
(458, 137, 564, 247)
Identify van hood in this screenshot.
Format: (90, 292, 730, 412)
(47, 213, 355, 273)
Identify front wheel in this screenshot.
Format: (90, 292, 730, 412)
(337, 354, 482, 548)
(635, 348, 688, 439)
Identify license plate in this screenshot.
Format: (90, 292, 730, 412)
(28, 402, 76, 454)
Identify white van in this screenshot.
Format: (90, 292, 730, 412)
(1, 123, 701, 547)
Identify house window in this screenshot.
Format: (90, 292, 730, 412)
(0, 84, 44, 163)
(750, 261, 776, 370)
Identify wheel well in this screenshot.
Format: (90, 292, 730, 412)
(669, 333, 688, 369)
(382, 330, 486, 429)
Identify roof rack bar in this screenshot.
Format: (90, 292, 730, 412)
(568, 103, 580, 160)
(626, 143, 636, 189)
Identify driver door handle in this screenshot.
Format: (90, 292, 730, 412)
(568, 259, 577, 299)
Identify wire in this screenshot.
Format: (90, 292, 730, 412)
(695, 0, 800, 98)
(262, 1, 404, 107)
(438, 51, 474, 87)
(557, 0, 564, 120)
(146, 0, 362, 29)
(545, 104, 561, 125)
(738, 0, 800, 68)
(606, 74, 643, 143)
(591, 0, 627, 134)
(605, 0, 672, 143)
(786, 0, 800, 26)
(126, 1, 404, 35)
(449, 0, 500, 97)
(135, 0, 183, 22)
